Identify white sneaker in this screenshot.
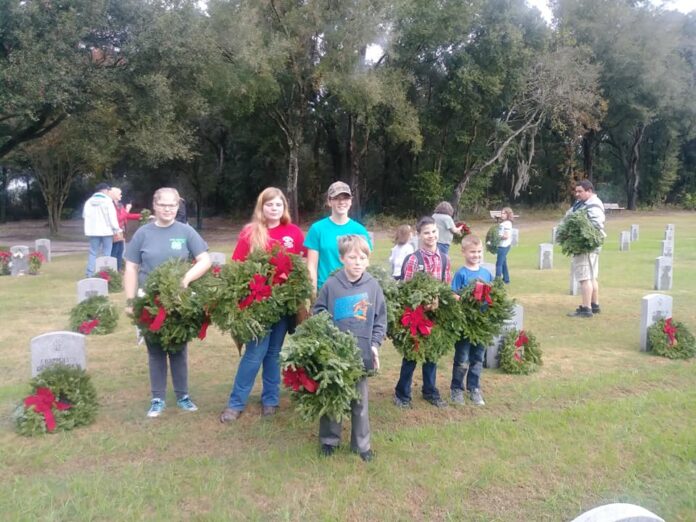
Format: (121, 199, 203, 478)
(469, 389, 485, 406)
(147, 398, 166, 417)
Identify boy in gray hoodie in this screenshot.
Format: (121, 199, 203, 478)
(312, 234, 387, 462)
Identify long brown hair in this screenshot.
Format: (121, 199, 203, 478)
(245, 187, 292, 253)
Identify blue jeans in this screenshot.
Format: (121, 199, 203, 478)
(450, 339, 485, 391)
(227, 316, 291, 410)
(395, 358, 440, 402)
(495, 246, 510, 283)
(86, 236, 113, 277)
(111, 240, 125, 271)
(437, 242, 450, 256)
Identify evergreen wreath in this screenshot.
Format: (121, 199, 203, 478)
(556, 209, 604, 256)
(280, 312, 365, 422)
(69, 295, 118, 335)
(208, 247, 311, 350)
(498, 329, 542, 374)
(138, 209, 152, 225)
(367, 265, 400, 327)
(131, 259, 213, 352)
(456, 278, 513, 346)
(0, 250, 10, 275)
(452, 222, 472, 245)
(647, 318, 696, 359)
(14, 364, 98, 436)
(485, 225, 501, 254)
(28, 251, 45, 275)
(97, 268, 123, 292)
(389, 272, 463, 363)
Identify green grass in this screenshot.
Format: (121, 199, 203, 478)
(1, 211, 695, 521)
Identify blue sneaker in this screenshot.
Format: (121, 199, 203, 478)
(147, 398, 165, 418)
(176, 395, 198, 412)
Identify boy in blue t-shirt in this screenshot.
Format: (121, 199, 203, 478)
(450, 234, 492, 406)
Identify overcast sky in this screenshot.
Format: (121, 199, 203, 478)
(526, 0, 695, 23)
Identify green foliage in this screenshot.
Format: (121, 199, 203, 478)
(0, 251, 10, 275)
(389, 273, 462, 363)
(14, 365, 98, 437)
(366, 265, 400, 327)
(456, 279, 514, 346)
(485, 225, 501, 254)
(68, 296, 118, 335)
(280, 312, 365, 422)
(97, 268, 123, 293)
(408, 171, 444, 214)
(498, 330, 542, 375)
(647, 319, 695, 360)
(556, 210, 604, 256)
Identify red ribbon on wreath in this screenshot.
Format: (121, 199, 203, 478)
(79, 318, 100, 335)
(282, 367, 318, 393)
(23, 387, 71, 432)
(663, 318, 677, 346)
(97, 270, 111, 282)
(269, 251, 293, 285)
(472, 281, 493, 305)
(198, 314, 210, 340)
(400, 305, 434, 353)
(513, 330, 528, 362)
(239, 274, 273, 309)
(211, 265, 222, 277)
(140, 296, 167, 332)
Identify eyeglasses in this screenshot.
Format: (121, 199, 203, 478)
(155, 203, 179, 209)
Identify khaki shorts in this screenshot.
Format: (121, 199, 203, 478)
(574, 253, 598, 282)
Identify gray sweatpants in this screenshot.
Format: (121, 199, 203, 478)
(146, 341, 188, 401)
(319, 377, 370, 453)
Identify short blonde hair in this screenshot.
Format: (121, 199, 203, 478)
(461, 234, 482, 250)
(394, 224, 412, 245)
(153, 187, 180, 205)
(338, 235, 371, 257)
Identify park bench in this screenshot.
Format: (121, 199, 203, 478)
(489, 210, 520, 222)
(604, 203, 626, 213)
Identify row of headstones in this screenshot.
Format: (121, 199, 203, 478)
(406, 229, 522, 253)
(6, 239, 52, 276)
(541, 224, 675, 292)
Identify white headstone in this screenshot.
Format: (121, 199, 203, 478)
(509, 304, 524, 330)
(660, 240, 673, 259)
(571, 502, 664, 522)
(10, 245, 30, 276)
(485, 304, 523, 369)
(77, 278, 109, 303)
(619, 231, 631, 251)
(209, 252, 227, 266)
(95, 256, 118, 272)
(569, 258, 579, 296)
(30, 331, 87, 377)
(640, 293, 673, 352)
(664, 228, 673, 241)
(408, 235, 419, 252)
(511, 228, 519, 247)
(538, 243, 553, 270)
(653, 257, 672, 291)
(630, 224, 639, 241)
(551, 226, 558, 244)
(35, 238, 51, 262)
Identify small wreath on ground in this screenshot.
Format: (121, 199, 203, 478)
(556, 209, 604, 256)
(97, 268, 123, 292)
(28, 251, 45, 275)
(389, 272, 463, 363)
(452, 222, 472, 245)
(485, 225, 501, 254)
(14, 364, 98, 436)
(280, 312, 365, 422)
(456, 278, 513, 346)
(499, 329, 542, 374)
(647, 318, 696, 359)
(69, 295, 118, 335)
(0, 251, 10, 275)
(131, 259, 213, 352)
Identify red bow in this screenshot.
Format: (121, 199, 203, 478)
(269, 251, 293, 285)
(663, 318, 677, 346)
(211, 265, 222, 277)
(282, 367, 318, 393)
(514, 330, 528, 362)
(239, 274, 273, 310)
(23, 387, 71, 432)
(98, 270, 111, 282)
(198, 315, 210, 340)
(401, 306, 434, 337)
(140, 296, 167, 332)
(79, 318, 100, 335)
(472, 281, 493, 305)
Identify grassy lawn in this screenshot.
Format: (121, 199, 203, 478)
(1, 211, 695, 521)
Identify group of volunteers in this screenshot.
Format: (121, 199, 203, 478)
(115, 178, 604, 462)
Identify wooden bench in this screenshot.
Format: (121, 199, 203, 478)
(489, 210, 520, 222)
(604, 203, 626, 213)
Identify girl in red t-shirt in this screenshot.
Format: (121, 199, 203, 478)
(220, 187, 306, 423)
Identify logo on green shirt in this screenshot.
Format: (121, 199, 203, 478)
(170, 238, 186, 250)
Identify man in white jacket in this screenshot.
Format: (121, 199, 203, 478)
(83, 182, 121, 277)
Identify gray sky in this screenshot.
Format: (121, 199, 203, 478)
(526, 0, 695, 23)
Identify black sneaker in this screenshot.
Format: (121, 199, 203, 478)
(567, 305, 593, 318)
(359, 450, 374, 462)
(321, 444, 336, 457)
(591, 303, 601, 314)
(424, 396, 448, 408)
(393, 395, 413, 409)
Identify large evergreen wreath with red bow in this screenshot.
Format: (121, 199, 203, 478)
(14, 365, 98, 436)
(68, 295, 119, 335)
(280, 312, 365, 422)
(389, 272, 463, 363)
(499, 329, 542, 374)
(647, 317, 695, 359)
(456, 279, 513, 345)
(208, 247, 311, 350)
(131, 259, 213, 352)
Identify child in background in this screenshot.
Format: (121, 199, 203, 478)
(450, 234, 492, 406)
(389, 224, 415, 280)
(495, 207, 513, 284)
(312, 235, 387, 462)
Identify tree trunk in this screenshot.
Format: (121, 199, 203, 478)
(0, 166, 7, 222)
(287, 139, 300, 223)
(582, 129, 596, 181)
(347, 114, 362, 218)
(625, 124, 645, 210)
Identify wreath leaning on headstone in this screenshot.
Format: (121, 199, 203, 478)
(456, 278, 513, 346)
(555, 209, 604, 256)
(498, 329, 542, 374)
(97, 268, 123, 292)
(0, 250, 10, 275)
(647, 318, 696, 359)
(69, 295, 119, 335)
(485, 225, 501, 254)
(14, 364, 98, 436)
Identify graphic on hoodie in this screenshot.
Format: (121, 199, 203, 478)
(334, 293, 371, 322)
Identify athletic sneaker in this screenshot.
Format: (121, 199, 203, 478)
(321, 444, 336, 457)
(450, 390, 465, 405)
(393, 395, 413, 409)
(176, 395, 198, 412)
(567, 305, 593, 318)
(424, 396, 448, 408)
(469, 388, 485, 406)
(591, 303, 601, 314)
(359, 450, 375, 462)
(147, 398, 165, 418)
